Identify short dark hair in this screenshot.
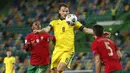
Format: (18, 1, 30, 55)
(92, 25, 104, 36)
(59, 3, 68, 10)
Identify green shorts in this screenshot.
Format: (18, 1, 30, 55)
(110, 70, 123, 73)
(27, 64, 49, 73)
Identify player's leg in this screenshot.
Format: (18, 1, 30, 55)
(46, 65, 51, 73)
(51, 51, 62, 73)
(57, 62, 66, 73)
(51, 67, 57, 73)
(35, 65, 49, 73)
(57, 52, 74, 73)
(27, 65, 36, 73)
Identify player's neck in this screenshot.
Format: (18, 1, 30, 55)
(7, 56, 11, 58)
(96, 36, 104, 39)
(59, 16, 65, 20)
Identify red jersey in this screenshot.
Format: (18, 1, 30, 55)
(24, 32, 55, 66)
(91, 36, 123, 73)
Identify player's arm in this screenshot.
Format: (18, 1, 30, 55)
(94, 54, 102, 73)
(33, 20, 56, 33)
(33, 25, 51, 33)
(24, 43, 32, 52)
(91, 41, 101, 73)
(24, 36, 32, 52)
(117, 50, 122, 60)
(83, 27, 111, 37)
(82, 27, 94, 35)
(50, 35, 56, 44)
(10, 63, 15, 73)
(3, 63, 5, 73)
(75, 22, 111, 37)
(74, 22, 94, 35)
(115, 44, 122, 60)
(10, 57, 16, 73)
(3, 58, 6, 73)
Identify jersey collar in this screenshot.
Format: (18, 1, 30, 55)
(59, 16, 65, 20)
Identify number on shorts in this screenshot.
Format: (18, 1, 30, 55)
(104, 42, 113, 56)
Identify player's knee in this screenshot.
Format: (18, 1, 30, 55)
(57, 62, 66, 73)
(51, 67, 57, 73)
(57, 68, 63, 73)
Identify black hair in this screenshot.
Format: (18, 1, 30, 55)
(92, 25, 104, 36)
(30, 21, 34, 32)
(30, 20, 38, 31)
(58, 3, 68, 10)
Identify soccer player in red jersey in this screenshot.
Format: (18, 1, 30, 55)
(24, 21, 55, 73)
(91, 25, 123, 73)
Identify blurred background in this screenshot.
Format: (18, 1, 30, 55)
(0, 0, 130, 73)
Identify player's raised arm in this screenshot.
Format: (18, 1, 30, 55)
(33, 25, 51, 33)
(83, 27, 111, 37)
(32, 20, 51, 33)
(82, 27, 94, 35)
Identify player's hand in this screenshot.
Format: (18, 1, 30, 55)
(33, 29, 42, 34)
(103, 31, 111, 38)
(24, 43, 32, 52)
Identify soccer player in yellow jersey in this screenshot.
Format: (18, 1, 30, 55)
(34, 3, 110, 73)
(4, 50, 16, 73)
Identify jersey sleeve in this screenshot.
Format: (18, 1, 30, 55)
(24, 35, 31, 51)
(3, 58, 6, 64)
(74, 21, 84, 30)
(11, 57, 16, 64)
(25, 35, 31, 44)
(46, 33, 56, 43)
(91, 42, 100, 56)
(50, 35, 56, 43)
(49, 20, 55, 29)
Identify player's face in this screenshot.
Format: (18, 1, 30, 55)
(59, 6, 69, 19)
(32, 21, 41, 30)
(6, 51, 12, 57)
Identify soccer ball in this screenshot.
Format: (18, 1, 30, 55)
(66, 14, 77, 26)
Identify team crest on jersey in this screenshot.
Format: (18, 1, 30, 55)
(36, 39, 39, 43)
(41, 36, 44, 40)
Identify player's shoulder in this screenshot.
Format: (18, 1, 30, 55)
(11, 56, 15, 59)
(76, 21, 81, 24)
(50, 19, 60, 23)
(91, 39, 97, 46)
(91, 38, 102, 46)
(42, 32, 51, 36)
(4, 57, 8, 60)
(11, 56, 16, 61)
(26, 33, 33, 38)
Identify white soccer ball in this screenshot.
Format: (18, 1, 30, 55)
(66, 14, 77, 26)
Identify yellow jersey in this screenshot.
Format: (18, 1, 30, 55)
(50, 19, 83, 52)
(4, 56, 16, 73)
